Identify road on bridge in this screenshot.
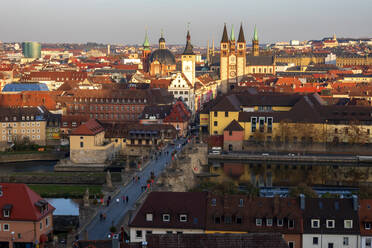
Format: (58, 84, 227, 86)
(81, 138, 186, 240)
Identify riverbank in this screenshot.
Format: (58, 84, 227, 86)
(0, 151, 66, 163)
(29, 184, 103, 198)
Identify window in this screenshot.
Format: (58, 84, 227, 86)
(288, 241, 294, 248)
(211, 198, 216, 206)
(229, 130, 232, 136)
(277, 219, 283, 226)
(267, 117, 273, 133)
(266, 218, 273, 226)
(225, 112, 228, 117)
(343, 237, 349, 246)
(365, 223, 371, 230)
(251, 117, 257, 132)
(236, 216, 242, 224)
(40, 222, 43, 230)
(335, 128, 338, 134)
(328, 243, 334, 248)
(313, 237, 319, 245)
(366, 238, 372, 248)
(288, 219, 295, 228)
(46, 216, 49, 227)
(3, 224, 9, 231)
(256, 218, 262, 226)
(166, 231, 172, 234)
(146, 213, 153, 221)
(259, 117, 265, 132)
(146, 231, 152, 235)
(214, 112, 218, 117)
(3, 210, 9, 217)
(136, 230, 142, 238)
(239, 199, 244, 207)
(214, 121, 218, 126)
(225, 216, 232, 224)
(344, 220, 353, 229)
(163, 214, 170, 222)
(311, 219, 320, 228)
(180, 214, 187, 222)
(326, 219, 335, 228)
(80, 142, 84, 148)
(214, 216, 220, 224)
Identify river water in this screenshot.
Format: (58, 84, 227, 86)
(0, 160, 57, 173)
(46, 198, 80, 216)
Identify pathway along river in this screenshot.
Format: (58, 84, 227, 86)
(0, 160, 57, 173)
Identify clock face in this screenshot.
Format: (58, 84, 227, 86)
(183, 61, 192, 71)
(230, 71, 236, 77)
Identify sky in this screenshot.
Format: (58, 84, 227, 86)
(0, 0, 371, 46)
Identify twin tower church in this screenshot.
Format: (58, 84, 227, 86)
(142, 24, 275, 91)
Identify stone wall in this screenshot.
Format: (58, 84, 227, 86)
(0, 152, 65, 163)
(70, 143, 116, 164)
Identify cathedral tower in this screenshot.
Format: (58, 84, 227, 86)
(252, 25, 259, 56)
(159, 30, 166, 49)
(236, 23, 246, 78)
(220, 23, 229, 82)
(181, 30, 195, 86)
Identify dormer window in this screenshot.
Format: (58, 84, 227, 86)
(146, 213, 153, 222)
(365, 223, 371, 230)
(344, 220, 353, 229)
(311, 219, 320, 228)
(162, 214, 170, 222)
(288, 219, 295, 229)
(180, 214, 187, 222)
(211, 198, 216, 206)
(326, 219, 335, 228)
(3, 210, 10, 217)
(239, 199, 244, 207)
(256, 218, 262, 226)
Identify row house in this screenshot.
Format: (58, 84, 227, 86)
(130, 192, 372, 248)
(0, 106, 61, 150)
(168, 73, 195, 114)
(203, 91, 372, 147)
(0, 183, 55, 248)
(59, 88, 173, 124)
(104, 123, 177, 156)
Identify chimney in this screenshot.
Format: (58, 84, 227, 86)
(300, 194, 305, 210)
(112, 234, 119, 248)
(352, 195, 358, 211)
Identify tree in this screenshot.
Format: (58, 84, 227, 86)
(289, 183, 317, 198)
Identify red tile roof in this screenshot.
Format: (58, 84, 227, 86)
(0, 183, 55, 221)
(0, 92, 57, 110)
(70, 119, 104, 136)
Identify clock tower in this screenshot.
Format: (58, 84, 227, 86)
(181, 30, 195, 86)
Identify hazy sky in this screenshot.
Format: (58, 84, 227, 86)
(0, 0, 371, 46)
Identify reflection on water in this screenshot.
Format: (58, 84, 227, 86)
(46, 198, 80, 216)
(0, 160, 57, 173)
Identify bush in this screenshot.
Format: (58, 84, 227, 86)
(110, 226, 117, 233)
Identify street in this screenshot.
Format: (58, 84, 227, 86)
(81, 138, 186, 240)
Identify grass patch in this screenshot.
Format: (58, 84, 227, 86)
(28, 184, 103, 199)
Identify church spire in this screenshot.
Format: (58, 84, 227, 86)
(253, 25, 258, 41)
(237, 23, 245, 43)
(221, 23, 229, 43)
(143, 28, 150, 50)
(183, 29, 194, 55)
(230, 24, 235, 41)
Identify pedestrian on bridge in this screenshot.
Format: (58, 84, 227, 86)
(126, 196, 129, 203)
(122, 195, 126, 203)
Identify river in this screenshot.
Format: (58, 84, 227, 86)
(0, 160, 57, 173)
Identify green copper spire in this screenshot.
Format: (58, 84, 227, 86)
(253, 25, 258, 41)
(143, 29, 150, 50)
(230, 24, 235, 41)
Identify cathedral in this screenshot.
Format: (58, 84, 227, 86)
(142, 31, 177, 77)
(219, 23, 275, 92)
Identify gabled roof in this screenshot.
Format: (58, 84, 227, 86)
(70, 119, 104, 136)
(224, 120, 244, 131)
(129, 192, 207, 230)
(210, 94, 241, 112)
(2, 83, 49, 92)
(0, 183, 55, 221)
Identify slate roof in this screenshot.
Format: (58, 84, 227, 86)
(246, 55, 274, 66)
(145, 233, 289, 248)
(0, 106, 49, 122)
(206, 194, 303, 234)
(129, 192, 207, 230)
(237, 24, 245, 43)
(303, 198, 359, 234)
(70, 119, 104, 136)
(2, 83, 49, 92)
(0, 183, 55, 221)
(224, 120, 244, 131)
(149, 49, 176, 65)
(221, 24, 229, 43)
(139, 105, 172, 120)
